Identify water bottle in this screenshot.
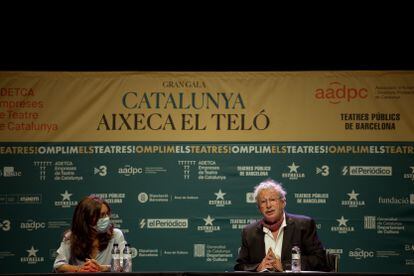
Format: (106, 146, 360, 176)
(291, 245, 301, 272)
(111, 243, 121, 272)
(122, 243, 132, 272)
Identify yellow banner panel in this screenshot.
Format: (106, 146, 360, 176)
(0, 71, 413, 142)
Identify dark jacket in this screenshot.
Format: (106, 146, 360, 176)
(234, 213, 327, 272)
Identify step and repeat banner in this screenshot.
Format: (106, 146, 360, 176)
(0, 71, 413, 273)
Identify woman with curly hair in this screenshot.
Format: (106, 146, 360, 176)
(53, 195, 126, 272)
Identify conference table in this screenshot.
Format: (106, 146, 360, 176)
(1, 272, 412, 276)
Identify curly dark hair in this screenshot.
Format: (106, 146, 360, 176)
(68, 195, 114, 262)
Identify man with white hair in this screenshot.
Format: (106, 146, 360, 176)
(234, 179, 327, 272)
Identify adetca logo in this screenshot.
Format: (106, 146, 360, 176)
(315, 81, 368, 104)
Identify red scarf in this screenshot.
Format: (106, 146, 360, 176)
(260, 217, 283, 232)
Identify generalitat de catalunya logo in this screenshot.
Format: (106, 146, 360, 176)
(314, 81, 368, 104)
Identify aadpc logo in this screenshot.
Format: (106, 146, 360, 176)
(118, 165, 143, 176)
(348, 248, 374, 260)
(20, 219, 46, 231)
(314, 81, 368, 104)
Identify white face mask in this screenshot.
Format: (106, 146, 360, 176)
(95, 216, 110, 233)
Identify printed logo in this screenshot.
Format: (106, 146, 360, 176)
(89, 193, 124, 204)
(94, 165, 107, 176)
(49, 249, 58, 259)
(137, 193, 170, 203)
(331, 216, 355, 234)
(314, 81, 368, 104)
(20, 246, 44, 264)
(348, 248, 374, 260)
(376, 250, 400, 258)
(20, 219, 46, 231)
(282, 162, 305, 180)
(142, 218, 188, 229)
(295, 193, 328, 204)
(53, 161, 83, 181)
(341, 190, 365, 208)
(54, 190, 78, 208)
(2, 166, 22, 177)
(237, 165, 271, 177)
(33, 161, 53, 181)
(137, 248, 159, 257)
(230, 218, 258, 230)
(193, 244, 232, 262)
(405, 244, 414, 252)
(403, 166, 414, 181)
(326, 248, 343, 255)
(118, 165, 143, 176)
(194, 244, 206, 257)
(342, 166, 392, 176)
(138, 193, 149, 203)
(0, 219, 11, 231)
(246, 192, 255, 203)
(209, 190, 232, 207)
(378, 196, 412, 205)
(16, 195, 42, 204)
(316, 165, 329, 176)
(365, 216, 405, 235)
(197, 215, 220, 233)
(364, 216, 376, 230)
(130, 247, 138, 258)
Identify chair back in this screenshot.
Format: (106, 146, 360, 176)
(326, 252, 339, 272)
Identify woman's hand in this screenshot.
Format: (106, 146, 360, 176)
(80, 259, 101, 272)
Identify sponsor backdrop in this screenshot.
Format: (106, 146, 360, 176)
(0, 71, 413, 273)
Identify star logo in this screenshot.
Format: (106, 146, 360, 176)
(337, 216, 348, 227)
(214, 189, 226, 200)
(61, 190, 72, 201)
(347, 190, 359, 201)
(410, 167, 414, 173)
(288, 162, 300, 173)
(26, 246, 38, 257)
(203, 215, 215, 226)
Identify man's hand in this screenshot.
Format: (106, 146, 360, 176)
(257, 248, 283, 272)
(267, 249, 283, 272)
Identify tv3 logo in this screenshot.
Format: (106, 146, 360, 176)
(1, 219, 11, 231)
(94, 165, 107, 176)
(316, 165, 329, 176)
